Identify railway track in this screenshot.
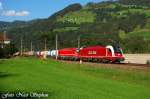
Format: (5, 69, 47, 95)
(57, 59, 150, 67)
(55, 59, 150, 71)
(119, 63, 150, 67)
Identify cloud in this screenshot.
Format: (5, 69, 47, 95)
(0, 2, 29, 17)
(2, 10, 30, 16)
(0, 2, 3, 10)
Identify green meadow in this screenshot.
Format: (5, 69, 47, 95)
(0, 57, 150, 99)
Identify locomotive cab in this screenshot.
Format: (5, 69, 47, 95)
(113, 45, 123, 56)
(106, 45, 125, 62)
(113, 44, 125, 62)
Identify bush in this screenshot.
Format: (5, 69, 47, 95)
(0, 43, 18, 58)
(146, 60, 150, 65)
(121, 36, 149, 53)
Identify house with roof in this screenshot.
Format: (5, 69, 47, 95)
(0, 33, 11, 48)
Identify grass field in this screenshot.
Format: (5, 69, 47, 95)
(57, 10, 96, 24)
(0, 57, 150, 99)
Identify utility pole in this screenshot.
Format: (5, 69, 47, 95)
(3, 31, 6, 40)
(78, 35, 80, 49)
(56, 34, 58, 60)
(23, 45, 26, 52)
(1, 31, 6, 48)
(30, 41, 33, 52)
(78, 35, 82, 64)
(20, 37, 23, 56)
(44, 38, 47, 51)
(42, 38, 47, 59)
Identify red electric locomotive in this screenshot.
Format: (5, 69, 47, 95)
(79, 45, 124, 63)
(57, 45, 125, 63)
(58, 48, 79, 60)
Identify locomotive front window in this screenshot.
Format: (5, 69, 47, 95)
(113, 46, 122, 53)
(108, 48, 111, 52)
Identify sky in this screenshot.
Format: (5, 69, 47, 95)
(0, 0, 106, 22)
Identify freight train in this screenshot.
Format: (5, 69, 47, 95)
(48, 45, 125, 63)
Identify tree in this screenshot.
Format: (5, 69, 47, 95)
(0, 43, 18, 58)
(122, 36, 148, 53)
(118, 0, 150, 6)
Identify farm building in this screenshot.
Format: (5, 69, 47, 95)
(0, 32, 11, 48)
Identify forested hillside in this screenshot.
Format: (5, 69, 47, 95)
(119, 0, 150, 6)
(0, 0, 150, 53)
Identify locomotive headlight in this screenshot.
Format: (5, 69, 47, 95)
(116, 53, 120, 56)
(76, 49, 80, 53)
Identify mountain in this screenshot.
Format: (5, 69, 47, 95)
(0, 20, 31, 32)
(0, 1, 150, 53)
